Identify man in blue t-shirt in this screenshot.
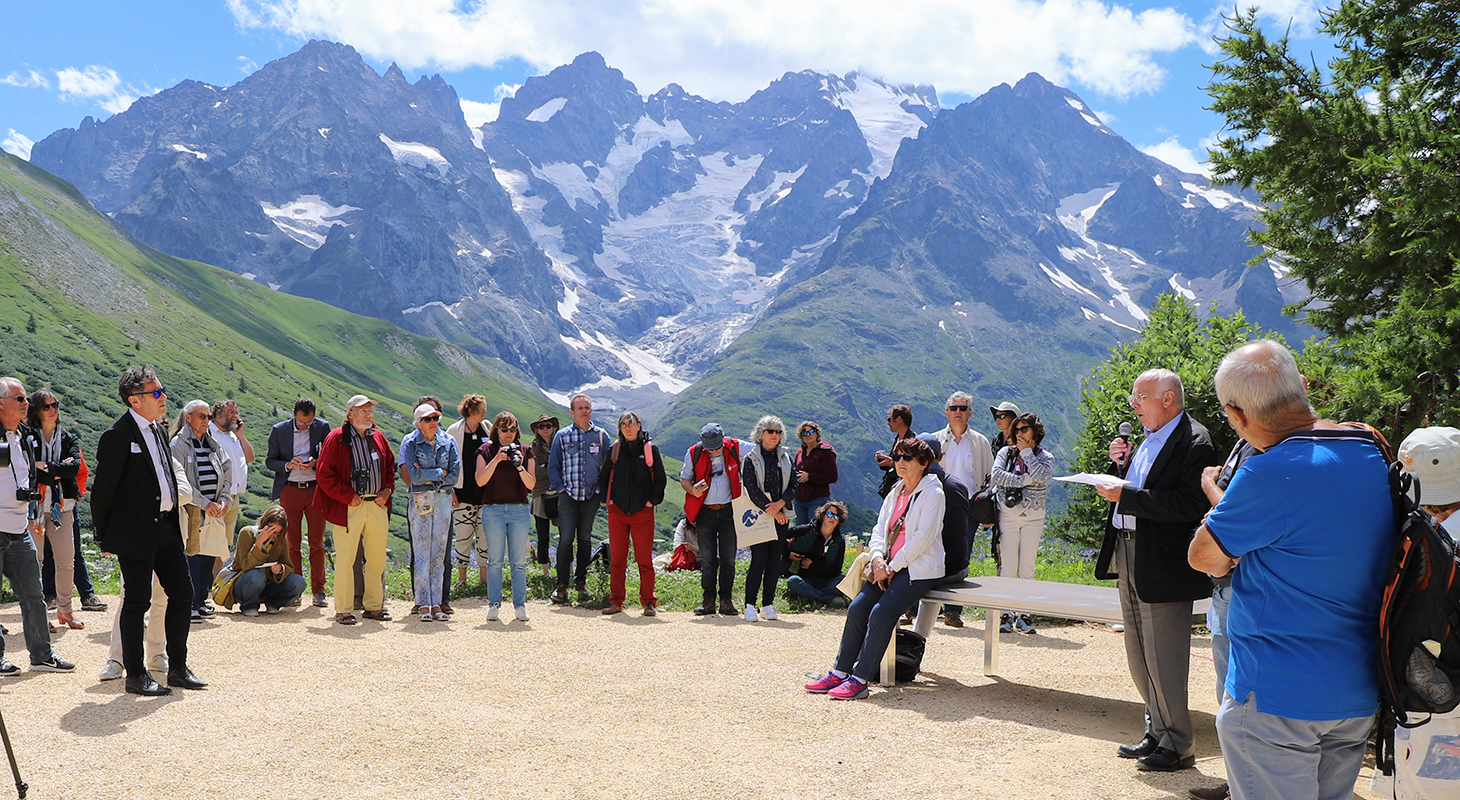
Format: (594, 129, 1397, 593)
(1189, 340, 1395, 800)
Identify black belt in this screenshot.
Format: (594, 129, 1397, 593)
(288, 480, 317, 488)
(703, 502, 730, 510)
(359, 494, 378, 501)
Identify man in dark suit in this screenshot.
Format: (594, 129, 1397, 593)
(1094, 368, 1217, 772)
(264, 397, 331, 607)
(90, 365, 207, 696)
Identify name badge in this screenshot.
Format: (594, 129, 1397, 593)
(130, 443, 143, 454)
(588, 442, 600, 455)
(370, 452, 379, 461)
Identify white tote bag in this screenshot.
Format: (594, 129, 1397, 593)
(732, 493, 778, 548)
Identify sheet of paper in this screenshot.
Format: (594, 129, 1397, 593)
(1053, 473, 1130, 489)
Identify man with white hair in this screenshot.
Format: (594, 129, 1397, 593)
(934, 390, 991, 628)
(1097, 367, 1218, 772)
(1189, 340, 1394, 800)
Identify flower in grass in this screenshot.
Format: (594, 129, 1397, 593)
(735, 548, 750, 561)
(1079, 549, 1098, 560)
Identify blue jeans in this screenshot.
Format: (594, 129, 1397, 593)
(786, 573, 845, 604)
(233, 569, 306, 611)
(835, 570, 940, 682)
(555, 495, 600, 588)
(1209, 583, 1231, 706)
(410, 491, 454, 608)
(1217, 693, 1371, 800)
(793, 498, 824, 526)
(482, 503, 530, 607)
(0, 531, 55, 664)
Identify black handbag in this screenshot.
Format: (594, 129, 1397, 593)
(970, 482, 999, 525)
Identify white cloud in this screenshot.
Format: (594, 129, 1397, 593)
(1141, 135, 1210, 176)
(1, 70, 50, 90)
(1198, 0, 1328, 53)
(227, 0, 1199, 101)
(238, 55, 260, 75)
(459, 82, 520, 127)
(55, 65, 138, 114)
(2, 130, 34, 160)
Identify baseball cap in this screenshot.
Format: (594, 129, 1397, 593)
(413, 403, 440, 422)
(916, 432, 942, 460)
(700, 423, 725, 451)
(1399, 427, 1460, 505)
(346, 394, 375, 411)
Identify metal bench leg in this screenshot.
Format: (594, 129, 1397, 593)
(912, 598, 938, 638)
(880, 632, 897, 685)
(983, 606, 998, 675)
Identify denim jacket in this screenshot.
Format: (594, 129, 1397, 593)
(398, 429, 461, 493)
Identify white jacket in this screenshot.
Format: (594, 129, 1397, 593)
(870, 472, 947, 581)
(933, 425, 993, 491)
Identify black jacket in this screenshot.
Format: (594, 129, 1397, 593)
(1095, 412, 1218, 603)
(928, 463, 972, 579)
(27, 424, 82, 500)
(598, 435, 666, 513)
(91, 411, 183, 559)
(785, 522, 846, 581)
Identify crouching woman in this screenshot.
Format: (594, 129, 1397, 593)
(805, 437, 945, 700)
(225, 505, 306, 615)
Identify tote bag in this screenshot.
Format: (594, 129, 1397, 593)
(732, 493, 778, 547)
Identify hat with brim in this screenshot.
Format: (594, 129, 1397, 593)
(346, 394, 375, 411)
(532, 413, 560, 430)
(1399, 426, 1460, 505)
(413, 404, 441, 422)
(990, 401, 1021, 416)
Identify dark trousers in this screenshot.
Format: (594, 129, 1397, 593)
(280, 483, 326, 593)
(785, 573, 845, 603)
(42, 506, 96, 598)
(534, 514, 553, 564)
(696, 504, 737, 601)
(744, 526, 785, 607)
(555, 495, 600, 587)
(117, 526, 193, 677)
(187, 554, 213, 611)
(835, 570, 940, 683)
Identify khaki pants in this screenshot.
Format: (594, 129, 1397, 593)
(334, 502, 388, 614)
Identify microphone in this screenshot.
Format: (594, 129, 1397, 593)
(1115, 422, 1133, 466)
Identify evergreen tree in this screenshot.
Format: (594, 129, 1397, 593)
(1207, 1, 1460, 433)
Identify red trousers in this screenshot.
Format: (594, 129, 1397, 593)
(280, 483, 326, 593)
(607, 503, 657, 608)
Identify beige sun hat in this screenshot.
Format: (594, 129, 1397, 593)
(1398, 427, 1460, 506)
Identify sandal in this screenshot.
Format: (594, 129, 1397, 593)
(336, 613, 358, 625)
(57, 612, 84, 630)
(432, 606, 448, 621)
(361, 609, 392, 622)
(419, 611, 433, 622)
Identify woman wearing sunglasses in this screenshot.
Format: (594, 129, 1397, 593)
(26, 389, 86, 629)
(805, 437, 945, 700)
(792, 421, 838, 525)
(989, 412, 1055, 634)
(783, 500, 850, 607)
(475, 410, 535, 622)
(400, 404, 461, 622)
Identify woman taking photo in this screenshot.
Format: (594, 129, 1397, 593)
(528, 414, 560, 578)
(26, 389, 85, 629)
(596, 411, 666, 616)
(222, 505, 307, 615)
(475, 411, 534, 622)
(741, 415, 795, 622)
(170, 399, 234, 623)
(805, 437, 945, 700)
(989, 412, 1055, 634)
(400, 404, 461, 622)
(783, 500, 850, 608)
(792, 421, 838, 525)
(447, 394, 489, 588)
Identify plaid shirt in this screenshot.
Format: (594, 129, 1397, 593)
(548, 423, 611, 502)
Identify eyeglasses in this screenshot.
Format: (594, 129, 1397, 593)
(420, 415, 442, 423)
(1015, 425, 1032, 432)
(129, 386, 167, 400)
(891, 453, 918, 462)
(947, 405, 970, 412)
(1223, 401, 1244, 414)
(38, 402, 58, 411)
(1127, 392, 1149, 406)
(2, 395, 27, 404)
(994, 411, 1013, 420)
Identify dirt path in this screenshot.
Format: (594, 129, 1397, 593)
(6, 598, 1385, 799)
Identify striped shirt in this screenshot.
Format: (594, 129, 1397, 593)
(191, 436, 222, 503)
(348, 428, 383, 496)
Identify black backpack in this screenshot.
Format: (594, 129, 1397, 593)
(895, 628, 926, 683)
(1374, 460, 1460, 775)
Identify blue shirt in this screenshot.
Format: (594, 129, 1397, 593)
(1205, 430, 1394, 720)
(397, 429, 461, 491)
(548, 423, 611, 501)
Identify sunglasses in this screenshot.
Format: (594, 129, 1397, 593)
(1016, 425, 1032, 432)
(799, 428, 817, 436)
(420, 415, 442, 423)
(129, 386, 167, 400)
(947, 405, 970, 412)
(994, 411, 1014, 420)
(891, 453, 919, 462)
(533, 423, 555, 430)
(37, 401, 59, 410)
(499, 425, 518, 433)
(2, 395, 27, 404)
(825, 511, 842, 520)
(766, 429, 783, 435)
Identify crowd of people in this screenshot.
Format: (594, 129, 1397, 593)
(1, 339, 1446, 800)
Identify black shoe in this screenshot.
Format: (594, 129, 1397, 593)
(190, 609, 203, 624)
(943, 611, 964, 628)
(0, 658, 17, 677)
(125, 673, 172, 696)
(550, 587, 569, 605)
(197, 605, 215, 618)
(718, 603, 739, 616)
(1137, 747, 1195, 772)
(81, 594, 109, 611)
(44, 596, 57, 611)
(1117, 734, 1159, 759)
(694, 598, 715, 616)
(1188, 783, 1230, 800)
(166, 667, 208, 690)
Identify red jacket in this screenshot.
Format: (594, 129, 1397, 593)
(683, 438, 742, 523)
(313, 424, 396, 526)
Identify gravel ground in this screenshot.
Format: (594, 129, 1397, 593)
(5, 598, 1385, 800)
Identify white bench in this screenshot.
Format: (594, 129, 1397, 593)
(879, 576, 1211, 684)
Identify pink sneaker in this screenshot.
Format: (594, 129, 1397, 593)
(828, 677, 870, 700)
(804, 673, 847, 693)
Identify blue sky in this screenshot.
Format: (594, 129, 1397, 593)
(1, 1, 1337, 176)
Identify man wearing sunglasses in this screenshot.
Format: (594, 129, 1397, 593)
(934, 392, 991, 628)
(91, 365, 205, 695)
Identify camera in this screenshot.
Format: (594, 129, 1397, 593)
(503, 443, 523, 468)
(351, 468, 371, 495)
(1003, 487, 1024, 508)
(15, 488, 39, 503)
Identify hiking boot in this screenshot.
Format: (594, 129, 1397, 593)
(718, 602, 739, 616)
(80, 594, 108, 611)
(694, 597, 715, 616)
(574, 583, 590, 603)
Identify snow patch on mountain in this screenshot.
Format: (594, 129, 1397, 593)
(1055, 183, 1121, 237)
(1167, 274, 1197, 301)
(259, 195, 362, 249)
(744, 166, 807, 215)
(493, 167, 587, 284)
(170, 144, 207, 160)
(1181, 181, 1260, 214)
(402, 300, 461, 320)
(1055, 185, 1150, 327)
(1040, 263, 1102, 302)
(531, 116, 695, 217)
(525, 97, 568, 123)
(378, 134, 451, 176)
(830, 75, 935, 179)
